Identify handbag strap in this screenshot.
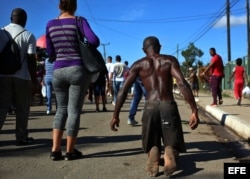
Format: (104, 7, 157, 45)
(3, 28, 26, 40)
(75, 16, 89, 44)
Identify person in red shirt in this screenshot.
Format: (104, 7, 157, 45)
(228, 58, 248, 105)
(202, 48, 224, 106)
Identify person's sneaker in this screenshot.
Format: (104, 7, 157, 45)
(65, 148, 83, 161)
(127, 120, 138, 125)
(50, 151, 63, 161)
(46, 110, 51, 115)
(95, 108, 100, 112)
(16, 137, 34, 146)
(219, 100, 223, 105)
(112, 101, 116, 106)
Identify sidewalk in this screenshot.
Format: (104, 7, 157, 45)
(185, 91, 250, 141)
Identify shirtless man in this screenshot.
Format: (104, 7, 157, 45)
(110, 36, 199, 177)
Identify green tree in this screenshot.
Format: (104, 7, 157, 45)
(181, 43, 204, 76)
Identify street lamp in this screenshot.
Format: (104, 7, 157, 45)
(100, 42, 110, 60)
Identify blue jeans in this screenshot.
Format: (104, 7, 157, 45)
(113, 80, 124, 103)
(45, 77, 53, 111)
(128, 80, 147, 121)
(53, 66, 91, 137)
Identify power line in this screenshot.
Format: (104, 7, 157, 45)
(86, 8, 244, 24)
(78, 0, 241, 59)
(82, 0, 109, 43)
(170, 0, 240, 55)
(82, 1, 242, 55)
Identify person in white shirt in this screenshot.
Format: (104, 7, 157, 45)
(110, 55, 126, 105)
(105, 56, 113, 101)
(0, 8, 38, 145)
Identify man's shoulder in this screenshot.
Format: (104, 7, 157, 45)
(114, 62, 124, 66)
(19, 31, 36, 49)
(157, 54, 178, 64)
(214, 54, 222, 60)
(46, 18, 59, 27)
(106, 63, 113, 67)
(160, 54, 176, 59)
(216, 54, 221, 57)
(4, 24, 34, 39)
(4, 23, 23, 33)
(135, 54, 177, 64)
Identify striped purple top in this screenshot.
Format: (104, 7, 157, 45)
(46, 16, 100, 70)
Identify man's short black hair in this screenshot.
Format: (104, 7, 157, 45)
(236, 58, 242, 66)
(209, 47, 216, 53)
(11, 8, 27, 26)
(143, 36, 161, 53)
(115, 55, 121, 62)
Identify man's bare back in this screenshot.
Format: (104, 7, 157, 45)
(109, 36, 199, 177)
(130, 54, 180, 101)
(110, 45, 198, 131)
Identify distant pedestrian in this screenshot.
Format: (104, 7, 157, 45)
(41, 58, 55, 114)
(93, 67, 109, 112)
(46, 0, 100, 161)
(87, 83, 94, 103)
(199, 66, 211, 92)
(110, 55, 126, 105)
(202, 47, 224, 106)
(0, 8, 38, 145)
(173, 77, 177, 91)
(228, 58, 248, 105)
(36, 48, 45, 105)
(187, 67, 199, 97)
(124, 60, 130, 80)
(127, 77, 147, 125)
(105, 56, 113, 100)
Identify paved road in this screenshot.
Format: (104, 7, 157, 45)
(0, 96, 238, 179)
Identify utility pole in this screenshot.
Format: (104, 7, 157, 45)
(176, 44, 179, 60)
(226, 0, 231, 62)
(100, 42, 110, 60)
(247, 0, 250, 58)
(247, 0, 250, 79)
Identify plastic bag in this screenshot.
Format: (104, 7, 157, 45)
(41, 85, 46, 97)
(242, 86, 250, 98)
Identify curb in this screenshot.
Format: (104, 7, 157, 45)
(205, 105, 250, 141)
(173, 89, 250, 141)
